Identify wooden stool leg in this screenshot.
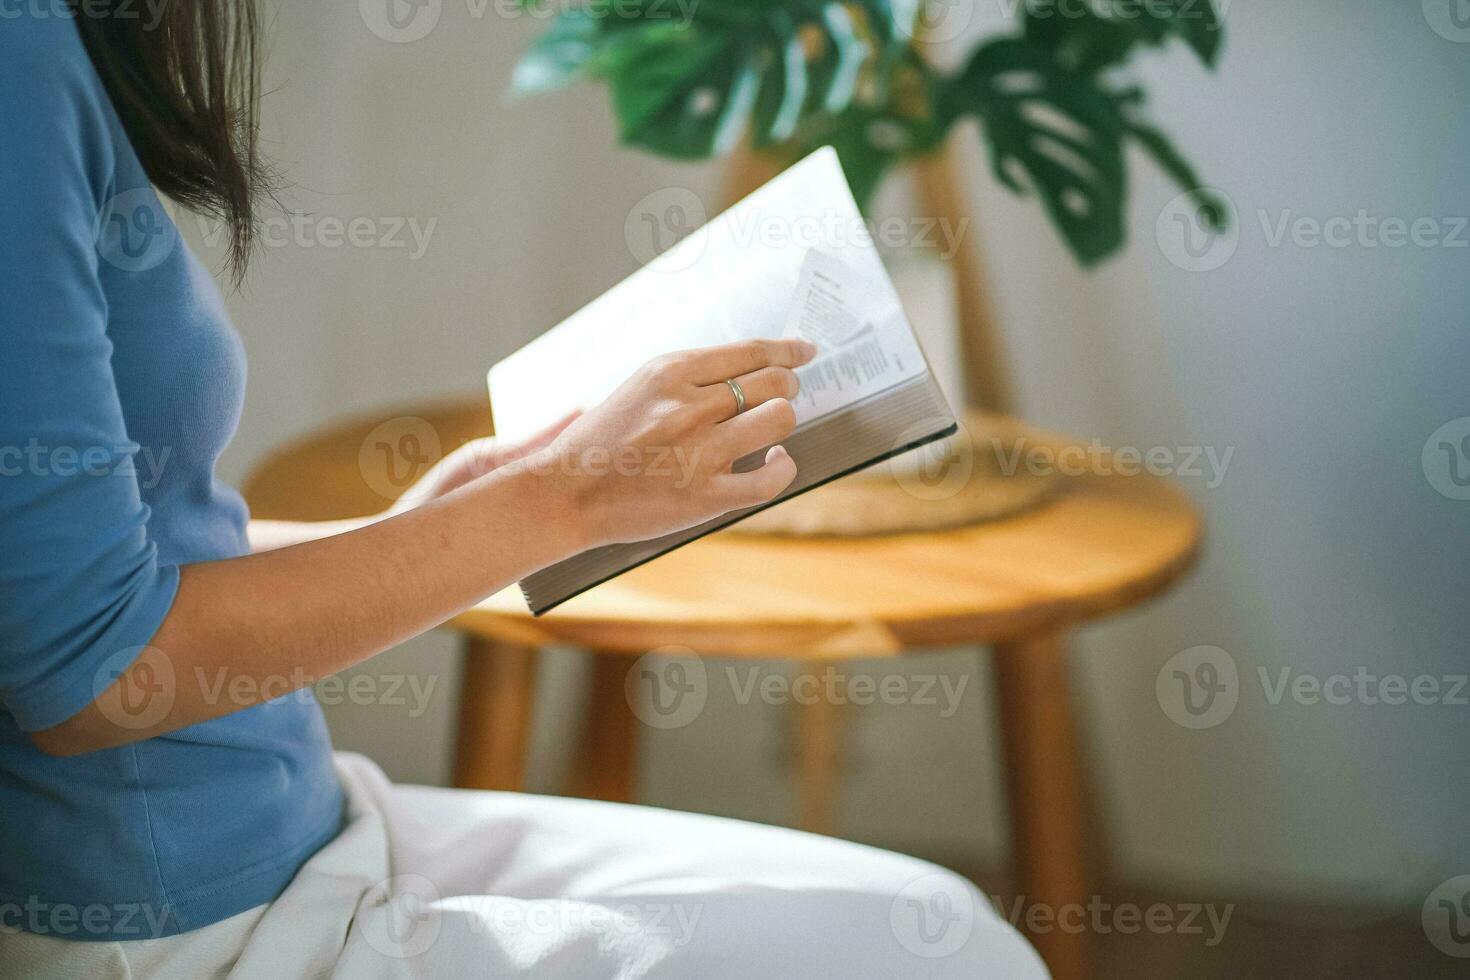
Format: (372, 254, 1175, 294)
(566, 650, 641, 803)
(992, 632, 1091, 980)
(453, 637, 538, 791)
(795, 669, 844, 835)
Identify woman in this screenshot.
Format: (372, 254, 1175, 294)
(0, 5, 1046, 977)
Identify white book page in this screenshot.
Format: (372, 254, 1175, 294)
(782, 248, 925, 422)
(489, 147, 929, 439)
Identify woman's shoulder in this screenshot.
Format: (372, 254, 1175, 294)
(0, 14, 119, 195)
(0, 11, 100, 81)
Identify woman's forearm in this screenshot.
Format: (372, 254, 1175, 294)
(247, 517, 377, 553)
(33, 458, 586, 756)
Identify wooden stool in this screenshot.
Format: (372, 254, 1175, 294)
(244, 399, 1202, 980)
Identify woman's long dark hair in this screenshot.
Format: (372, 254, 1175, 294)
(72, 1, 266, 283)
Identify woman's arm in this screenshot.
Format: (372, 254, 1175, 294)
(247, 517, 374, 552)
(33, 458, 580, 755)
(31, 339, 813, 756)
(243, 414, 579, 554)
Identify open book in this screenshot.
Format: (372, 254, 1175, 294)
(489, 147, 957, 615)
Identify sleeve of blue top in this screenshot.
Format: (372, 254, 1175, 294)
(0, 27, 182, 733)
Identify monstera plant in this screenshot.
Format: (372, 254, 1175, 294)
(510, 0, 1225, 265)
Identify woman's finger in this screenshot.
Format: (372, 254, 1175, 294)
(711, 396, 798, 466)
(676, 338, 816, 386)
(713, 445, 798, 509)
(697, 366, 799, 421)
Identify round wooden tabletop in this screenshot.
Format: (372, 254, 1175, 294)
(243, 399, 1202, 658)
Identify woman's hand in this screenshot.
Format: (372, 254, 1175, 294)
(538, 337, 817, 547)
(387, 411, 579, 516)
(247, 413, 579, 553)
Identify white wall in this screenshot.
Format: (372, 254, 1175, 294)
(205, 0, 1468, 909)
(942, 0, 1470, 906)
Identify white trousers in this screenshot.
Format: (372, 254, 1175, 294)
(3, 752, 1047, 979)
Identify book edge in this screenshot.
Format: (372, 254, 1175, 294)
(522, 417, 959, 617)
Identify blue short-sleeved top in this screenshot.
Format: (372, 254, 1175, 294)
(0, 16, 343, 940)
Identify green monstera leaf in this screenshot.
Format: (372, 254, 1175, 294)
(509, 0, 1225, 266)
(510, 8, 604, 94)
(1022, 0, 1224, 73)
(943, 32, 1223, 265)
(782, 46, 946, 205)
(610, 25, 764, 157)
(944, 38, 1130, 264)
(511, 1, 915, 158)
(509, 4, 651, 94)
